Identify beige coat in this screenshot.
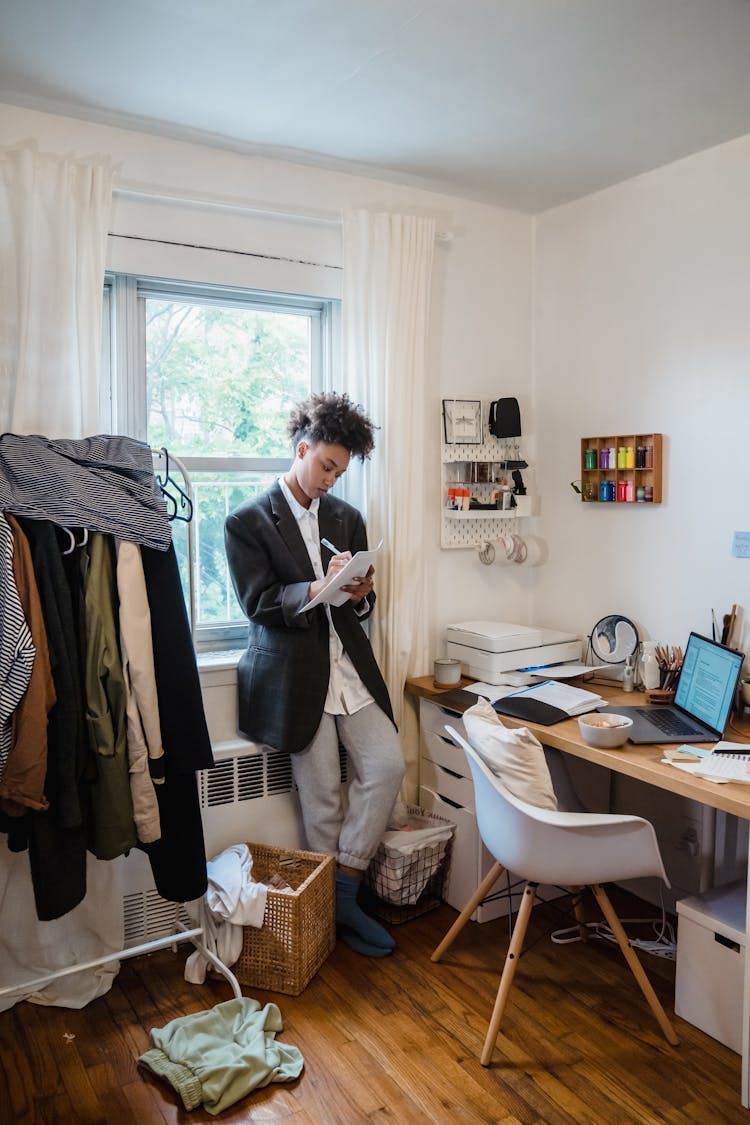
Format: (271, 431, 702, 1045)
(116, 540, 164, 844)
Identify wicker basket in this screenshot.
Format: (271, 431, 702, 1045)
(234, 843, 335, 996)
(361, 806, 455, 925)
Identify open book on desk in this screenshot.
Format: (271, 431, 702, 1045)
(493, 679, 604, 726)
(298, 539, 383, 612)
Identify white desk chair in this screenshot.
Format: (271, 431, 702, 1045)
(432, 726, 679, 1065)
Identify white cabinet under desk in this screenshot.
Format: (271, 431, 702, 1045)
(418, 697, 511, 922)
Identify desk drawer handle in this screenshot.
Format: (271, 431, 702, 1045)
(439, 734, 462, 750)
(435, 792, 462, 809)
(714, 933, 741, 953)
(433, 761, 462, 780)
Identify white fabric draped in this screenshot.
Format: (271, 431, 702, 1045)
(0, 142, 119, 1009)
(0, 142, 113, 438)
(342, 210, 435, 785)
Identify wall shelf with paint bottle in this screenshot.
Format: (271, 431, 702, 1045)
(440, 397, 535, 548)
(579, 433, 663, 504)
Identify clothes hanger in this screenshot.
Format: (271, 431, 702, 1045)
(61, 527, 89, 554)
(155, 446, 194, 523)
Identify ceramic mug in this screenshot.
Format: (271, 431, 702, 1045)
(434, 657, 461, 687)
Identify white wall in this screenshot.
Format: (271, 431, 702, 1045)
(1, 102, 535, 668)
(534, 135, 750, 660)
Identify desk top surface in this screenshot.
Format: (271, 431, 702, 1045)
(406, 675, 750, 820)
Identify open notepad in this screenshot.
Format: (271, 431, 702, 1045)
(664, 742, 750, 784)
(298, 539, 383, 612)
(493, 679, 604, 726)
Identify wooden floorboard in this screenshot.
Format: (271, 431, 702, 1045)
(0, 890, 747, 1124)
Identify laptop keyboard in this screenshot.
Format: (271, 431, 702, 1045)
(635, 707, 701, 736)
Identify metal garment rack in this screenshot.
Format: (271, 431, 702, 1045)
(0, 447, 241, 1007)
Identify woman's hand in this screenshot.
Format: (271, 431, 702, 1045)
(307, 555, 373, 605)
(341, 563, 374, 604)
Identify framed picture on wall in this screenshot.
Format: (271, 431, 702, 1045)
(442, 399, 482, 444)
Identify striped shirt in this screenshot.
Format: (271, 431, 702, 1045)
(0, 433, 172, 550)
(0, 513, 36, 775)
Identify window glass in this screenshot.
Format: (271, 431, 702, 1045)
(172, 468, 277, 627)
(145, 299, 312, 458)
(106, 275, 334, 649)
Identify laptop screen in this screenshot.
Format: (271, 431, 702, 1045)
(674, 632, 744, 734)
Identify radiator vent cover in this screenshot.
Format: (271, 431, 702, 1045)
(199, 741, 294, 809)
(123, 888, 190, 945)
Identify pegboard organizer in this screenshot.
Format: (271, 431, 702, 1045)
(441, 403, 533, 550)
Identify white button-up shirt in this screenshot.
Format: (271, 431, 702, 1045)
(278, 477, 374, 716)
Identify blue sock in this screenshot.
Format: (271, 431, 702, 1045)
(338, 925, 393, 958)
(335, 872, 396, 950)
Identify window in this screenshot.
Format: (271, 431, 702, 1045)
(104, 274, 337, 649)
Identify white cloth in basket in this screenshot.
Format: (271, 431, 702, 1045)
(184, 844, 268, 985)
(379, 823, 454, 855)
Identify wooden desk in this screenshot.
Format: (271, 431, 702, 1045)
(407, 676, 750, 818)
(406, 675, 750, 1105)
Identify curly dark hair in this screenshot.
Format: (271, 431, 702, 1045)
(286, 391, 376, 460)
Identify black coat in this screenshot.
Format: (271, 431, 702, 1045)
(225, 482, 394, 754)
(139, 543, 213, 903)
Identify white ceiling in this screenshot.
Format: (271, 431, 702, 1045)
(2, 0, 750, 212)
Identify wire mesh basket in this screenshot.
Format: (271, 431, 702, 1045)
(361, 806, 455, 925)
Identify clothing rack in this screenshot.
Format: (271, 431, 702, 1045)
(1, 441, 240, 1008)
(0, 917, 242, 1001)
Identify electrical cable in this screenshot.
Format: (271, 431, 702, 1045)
(550, 885, 677, 960)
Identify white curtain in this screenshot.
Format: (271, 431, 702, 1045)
(0, 142, 113, 438)
(342, 210, 435, 790)
(0, 142, 119, 1008)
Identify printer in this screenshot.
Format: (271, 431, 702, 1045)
(445, 620, 581, 684)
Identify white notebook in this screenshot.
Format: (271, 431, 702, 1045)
(504, 679, 604, 717)
(665, 742, 750, 785)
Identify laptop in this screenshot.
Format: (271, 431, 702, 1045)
(601, 632, 744, 744)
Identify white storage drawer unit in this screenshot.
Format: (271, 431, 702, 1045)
(675, 880, 746, 1054)
(418, 698, 510, 922)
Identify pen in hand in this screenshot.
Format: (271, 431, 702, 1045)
(321, 537, 343, 555)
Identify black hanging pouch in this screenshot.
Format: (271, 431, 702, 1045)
(488, 397, 522, 439)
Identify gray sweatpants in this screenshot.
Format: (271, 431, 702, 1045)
(290, 703, 405, 870)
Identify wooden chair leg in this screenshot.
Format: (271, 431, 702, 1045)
(480, 881, 537, 1066)
(591, 884, 679, 1046)
(431, 861, 506, 962)
(571, 887, 588, 943)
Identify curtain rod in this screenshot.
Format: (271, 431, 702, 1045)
(108, 231, 341, 271)
(113, 182, 452, 242)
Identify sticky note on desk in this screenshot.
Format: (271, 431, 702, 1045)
(675, 744, 712, 759)
(665, 746, 702, 762)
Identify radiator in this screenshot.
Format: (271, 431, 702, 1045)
(122, 738, 304, 947)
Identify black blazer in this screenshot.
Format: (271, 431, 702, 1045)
(225, 482, 394, 754)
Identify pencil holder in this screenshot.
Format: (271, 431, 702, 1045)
(645, 689, 676, 705)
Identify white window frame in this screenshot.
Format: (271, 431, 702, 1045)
(103, 272, 338, 650)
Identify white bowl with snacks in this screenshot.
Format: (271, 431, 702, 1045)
(577, 712, 633, 749)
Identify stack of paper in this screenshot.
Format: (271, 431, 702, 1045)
(504, 679, 604, 716)
(665, 742, 750, 785)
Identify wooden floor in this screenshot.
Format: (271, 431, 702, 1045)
(0, 891, 746, 1124)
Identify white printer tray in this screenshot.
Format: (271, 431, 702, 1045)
(447, 637, 582, 682)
